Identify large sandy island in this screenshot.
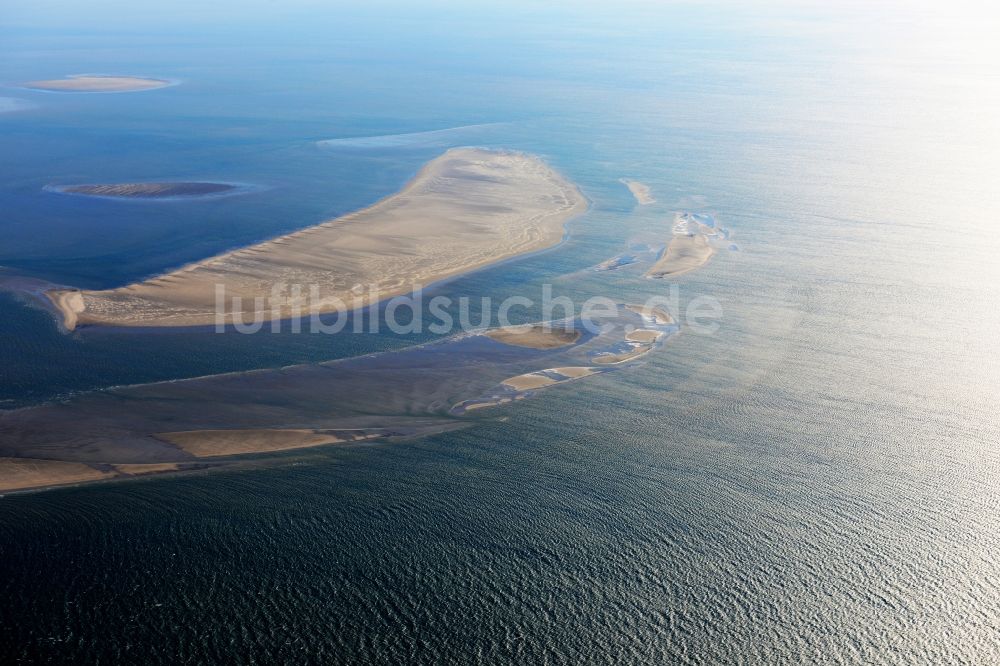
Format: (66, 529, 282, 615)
(23, 75, 171, 93)
(47, 148, 586, 330)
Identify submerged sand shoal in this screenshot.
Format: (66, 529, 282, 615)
(593, 343, 656, 365)
(56, 182, 237, 199)
(625, 304, 675, 325)
(23, 75, 171, 93)
(0, 306, 670, 490)
(47, 147, 586, 330)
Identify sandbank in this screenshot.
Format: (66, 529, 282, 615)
(47, 147, 586, 330)
(550, 366, 599, 379)
(157, 428, 379, 458)
(23, 75, 171, 93)
(485, 324, 581, 349)
(0, 457, 112, 492)
(625, 329, 663, 343)
(645, 212, 720, 279)
(501, 373, 559, 391)
(620, 179, 655, 205)
(646, 233, 714, 278)
(112, 463, 183, 475)
(53, 182, 238, 199)
(593, 344, 654, 365)
(501, 365, 600, 391)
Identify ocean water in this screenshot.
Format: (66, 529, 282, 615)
(2, 1, 999, 663)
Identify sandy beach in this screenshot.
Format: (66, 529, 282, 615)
(620, 179, 655, 205)
(23, 75, 171, 93)
(485, 324, 581, 349)
(47, 148, 586, 330)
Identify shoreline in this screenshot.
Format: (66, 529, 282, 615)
(46, 147, 588, 330)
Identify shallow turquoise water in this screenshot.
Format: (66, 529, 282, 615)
(1, 1, 999, 662)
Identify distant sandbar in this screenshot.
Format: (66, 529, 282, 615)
(23, 75, 172, 93)
(52, 182, 239, 199)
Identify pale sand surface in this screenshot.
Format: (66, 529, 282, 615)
(157, 428, 378, 458)
(550, 366, 599, 379)
(47, 148, 586, 330)
(485, 325, 581, 349)
(645, 233, 715, 278)
(625, 304, 675, 325)
(23, 75, 170, 92)
(113, 463, 183, 475)
(58, 182, 236, 198)
(501, 373, 560, 391)
(502, 366, 599, 390)
(593, 344, 654, 365)
(0, 457, 112, 492)
(620, 178, 655, 205)
(625, 329, 664, 343)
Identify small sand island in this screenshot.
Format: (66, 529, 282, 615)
(485, 324, 581, 349)
(646, 212, 719, 278)
(22, 75, 172, 93)
(47, 147, 586, 330)
(52, 182, 239, 199)
(500, 366, 600, 391)
(620, 178, 655, 205)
